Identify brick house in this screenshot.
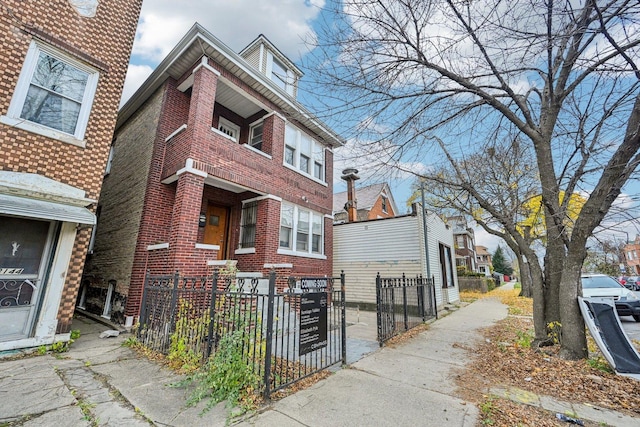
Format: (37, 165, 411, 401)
(81, 24, 344, 324)
(447, 215, 478, 273)
(624, 236, 640, 275)
(0, 0, 141, 350)
(333, 182, 398, 223)
(475, 245, 492, 277)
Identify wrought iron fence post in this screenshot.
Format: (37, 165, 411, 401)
(138, 270, 151, 338)
(375, 272, 383, 346)
(340, 271, 347, 366)
(432, 274, 438, 319)
(419, 274, 426, 322)
(206, 269, 219, 358)
(263, 270, 276, 400)
(168, 271, 180, 333)
(402, 273, 408, 331)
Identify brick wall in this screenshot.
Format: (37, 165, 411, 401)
(0, 0, 142, 332)
(81, 88, 165, 318)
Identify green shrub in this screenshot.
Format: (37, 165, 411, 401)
(179, 329, 261, 414)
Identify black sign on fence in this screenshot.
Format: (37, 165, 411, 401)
(299, 292, 328, 356)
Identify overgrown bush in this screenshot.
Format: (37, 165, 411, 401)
(178, 328, 262, 414)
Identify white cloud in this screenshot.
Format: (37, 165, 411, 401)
(120, 64, 154, 107)
(132, 0, 324, 63)
(123, 0, 325, 106)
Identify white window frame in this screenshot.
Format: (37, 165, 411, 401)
(215, 117, 240, 142)
(249, 119, 264, 151)
(104, 145, 115, 175)
(0, 40, 99, 147)
(266, 51, 294, 96)
(278, 202, 325, 258)
(283, 123, 326, 184)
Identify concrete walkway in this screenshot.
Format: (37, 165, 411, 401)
(2, 289, 639, 426)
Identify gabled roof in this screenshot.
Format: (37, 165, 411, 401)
(333, 182, 398, 215)
(239, 34, 303, 77)
(475, 245, 491, 256)
(117, 23, 343, 147)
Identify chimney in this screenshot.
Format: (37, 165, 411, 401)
(341, 168, 360, 222)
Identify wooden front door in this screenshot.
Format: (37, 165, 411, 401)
(204, 204, 228, 260)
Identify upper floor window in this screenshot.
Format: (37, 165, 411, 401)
(381, 196, 388, 213)
(249, 121, 263, 151)
(267, 52, 294, 96)
(284, 123, 325, 182)
(1, 40, 99, 144)
(217, 117, 240, 142)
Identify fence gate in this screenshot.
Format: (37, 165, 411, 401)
(375, 273, 437, 346)
(138, 270, 346, 399)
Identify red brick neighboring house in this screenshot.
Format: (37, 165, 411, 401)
(82, 24, 344, 324)
(0, 0, 142, 350)
(624, 236, 640, 275)
(333, 183, 398, 223)
(447, 215, 478, 273)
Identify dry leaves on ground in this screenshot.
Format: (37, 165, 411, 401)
(457, 288, 640, 426)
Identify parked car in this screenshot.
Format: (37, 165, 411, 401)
(617, 276, 628, 286)
(582, 274, 640, 322)
(624, 276, 640, 291)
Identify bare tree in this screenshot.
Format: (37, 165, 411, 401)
(307, 0, 640, 359)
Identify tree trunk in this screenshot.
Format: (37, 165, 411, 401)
(558, 254, 588, 359)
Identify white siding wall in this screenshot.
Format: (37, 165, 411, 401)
(333, 216, 422, 305)
(419, 211, 460, 305)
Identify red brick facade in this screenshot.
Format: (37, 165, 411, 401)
(0, 0, 141, 343)
(83, 26, 342, 322)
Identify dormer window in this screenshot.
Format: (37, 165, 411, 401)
(267, 52, 294, 96)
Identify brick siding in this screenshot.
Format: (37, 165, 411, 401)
(0, 0, 142, 333)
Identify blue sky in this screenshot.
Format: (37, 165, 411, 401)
(122, 0, 640, 254)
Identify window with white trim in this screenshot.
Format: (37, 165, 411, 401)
(217, 117, 240, 141)
(267, 52, 294, 96)
(381, 195, 388, 213)
(249, 121, 263, 151)
(104, 145, 115, 175)
(239, 201, 258, 248)
(3, 40, 99, 142)
(284, 123, 325, 182)
(279, 202, 324, 255)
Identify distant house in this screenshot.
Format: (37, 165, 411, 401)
(333, 204, 459, 309)
(448, 215, 478, 273)
(81, 24, 343, 324)
(333, 182, 398, 223)
(0, 1, 141, 350)
(475, 245, 492, 277)
(624, 236, 640, 275)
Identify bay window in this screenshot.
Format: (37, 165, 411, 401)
(283, 123, 325, 182)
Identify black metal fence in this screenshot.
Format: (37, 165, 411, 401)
(137, 270, 346, 399)
(375, 273, 437, 346)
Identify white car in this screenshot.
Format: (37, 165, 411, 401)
(581, 274, 640, 322)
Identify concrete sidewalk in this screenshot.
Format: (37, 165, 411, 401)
(3, 291, 637, 426)
(239, 298, 508, 426)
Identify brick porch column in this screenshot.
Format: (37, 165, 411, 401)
(169, 169, 206, 270)
(187, 56, 219, 148)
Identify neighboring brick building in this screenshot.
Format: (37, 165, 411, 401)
(82, 24, 344, 324)
(475, 245, 492, 277)
(624, 236, 640, 275)
(333, 182, 398, 223)
(0, 0, 141, 350)
(447, 215, 478, 273)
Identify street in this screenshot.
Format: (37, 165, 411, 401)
(619, 291, 640, 342)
